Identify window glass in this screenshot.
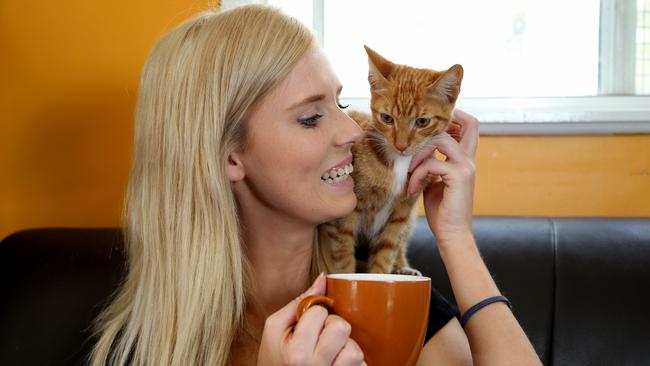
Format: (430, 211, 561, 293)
(637, 0, 650, 93)
(321, 0, 600, 98)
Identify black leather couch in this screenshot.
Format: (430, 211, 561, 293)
(2, 217, 649, 365)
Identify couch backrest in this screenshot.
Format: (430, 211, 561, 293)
(1, 217, 649, 365)
(0, 228, 126, 365)
(409, 217, 650, 366)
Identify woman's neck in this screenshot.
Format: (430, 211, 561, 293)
(233, 182, 320, 326)
(232, 219, 317, 365)
(242, 216, 316, 317)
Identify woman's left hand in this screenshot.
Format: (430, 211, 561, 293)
(406, 109, 479, 246)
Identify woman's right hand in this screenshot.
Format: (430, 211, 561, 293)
(257, 274, 366, 366)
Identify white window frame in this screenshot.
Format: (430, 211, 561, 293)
(316, 0, 650, 135)
(229, 0, 650, 134)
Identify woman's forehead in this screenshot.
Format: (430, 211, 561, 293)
(269, 47, 341, 109)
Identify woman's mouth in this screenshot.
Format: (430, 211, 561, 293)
(321, 163, 354, 184)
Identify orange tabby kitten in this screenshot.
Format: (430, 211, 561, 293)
(319, 46, 463, 274)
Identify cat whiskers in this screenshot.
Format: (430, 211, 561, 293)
(367, 130, 392, 157)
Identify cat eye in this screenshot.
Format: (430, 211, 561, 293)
(415, 117, 431, 127)
(380, 113, 394, 124)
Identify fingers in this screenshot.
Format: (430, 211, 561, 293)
(314, 315, 353, 365)
(408, 141, 437, 173)
(332, 337, 365, 366)
(264, 273, 326, 341)
(430, 132, 469, 165)
(259, 274, 328, 365)
(409, 109, 478, 174)
(445, 120, 463, 143)
(289, 305, 330, 357)
(407, 157, 450, 196)
(407, 133, 476, 196)
(452, 109, 479, 158)
(296, 273, 327, 305)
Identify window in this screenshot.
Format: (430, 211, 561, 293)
(638, 0, 650, 93)
(241, 0, 650, 133)
(322, 0, 601, 99)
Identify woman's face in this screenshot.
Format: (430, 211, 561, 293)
(231, 46, 363, 226)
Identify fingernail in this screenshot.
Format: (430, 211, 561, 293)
(312, 272, 324, 286)
(307, 273, 325, 294)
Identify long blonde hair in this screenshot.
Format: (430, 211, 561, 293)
(89, 5, 331, 365)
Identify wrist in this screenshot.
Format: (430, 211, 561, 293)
(435, 233, 503, 311)
(436, 229, 476, 252)
(460, 295, 512, 328)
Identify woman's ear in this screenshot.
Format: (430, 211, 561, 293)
(226, 152, 245, 182)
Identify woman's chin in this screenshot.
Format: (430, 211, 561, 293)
(326, 195, 358, 222)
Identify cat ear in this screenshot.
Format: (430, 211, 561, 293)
(429, 64, 464, 103)
(364, 45, 395, 92)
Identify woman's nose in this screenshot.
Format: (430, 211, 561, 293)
(335, 111, 363, 147)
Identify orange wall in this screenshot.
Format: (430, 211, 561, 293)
(470, 134, 649, 217)
(1, 1, 649, 240)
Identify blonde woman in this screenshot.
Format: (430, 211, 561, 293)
(89, 4, 541, 366)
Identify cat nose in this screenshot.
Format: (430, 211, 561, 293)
(395, 143, 408, 152)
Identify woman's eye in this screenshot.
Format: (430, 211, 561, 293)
(337, 102, 349, 109)
(415, 117, 431, 127)
(380, 113, 394, 124)
(298, 113, 323, 128)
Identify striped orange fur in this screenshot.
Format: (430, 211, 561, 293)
(319, 46, 463, 274)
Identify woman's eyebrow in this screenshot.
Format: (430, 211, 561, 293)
(287, 94, 325, 111)
(287, 85, 343, 111)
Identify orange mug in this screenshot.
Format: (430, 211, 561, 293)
(297, 273, 431, 366)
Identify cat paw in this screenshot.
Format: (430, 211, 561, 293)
(394, 267, 422, 276)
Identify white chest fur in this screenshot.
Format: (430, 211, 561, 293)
(368, 155, 413, 238)
(391, 156, 412, 196)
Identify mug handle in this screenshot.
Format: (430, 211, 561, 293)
(296, 295, 335, 320)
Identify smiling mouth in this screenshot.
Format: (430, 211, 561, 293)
(321, 163, 354, 183)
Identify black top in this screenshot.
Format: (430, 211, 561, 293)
(425, 287, 460, 342)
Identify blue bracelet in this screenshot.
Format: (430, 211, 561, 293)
(460, 295, 512, 328)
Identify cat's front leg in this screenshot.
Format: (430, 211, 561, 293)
(366, 221, 409, 274)
(370, 239, 421, 276)
(367, 203, 420, 275)
(319, 210, 360, 273)
(366, 237, 399, 274)
(392, 216, 422, 276)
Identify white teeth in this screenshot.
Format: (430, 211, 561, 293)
(333, 175, 348, 183)
(321, 163, 354, 182)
